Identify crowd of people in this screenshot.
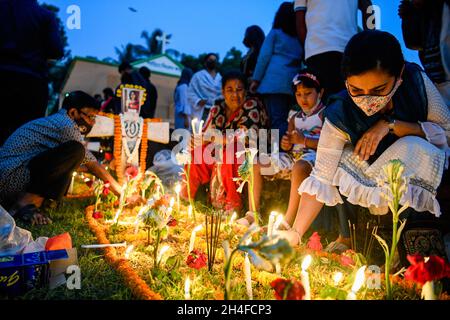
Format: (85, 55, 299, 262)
(0, 0, 449, 264)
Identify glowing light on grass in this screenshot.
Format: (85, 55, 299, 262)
(301, 255, 312, 300)
(188, 225, 203, 253)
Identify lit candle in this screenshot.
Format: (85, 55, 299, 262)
(188, 225, 202, 253)
(273, 214, 284, 235)
(113, 208, 122, 224)
(422, 281, 436, 300)
(81, 242, 127, 249)
(267, 211, 277, 237)
(346, 266, 366, 300)
(170, 197, 175, 208)
(198, 120, 204, 134)
(333, 272, 344, 286)
(229, 211, 237, 226)
(175, 183, 181, 213)
(301, 255, 312, 300)
(184, 277, 191, 300)
(188, 205, 193, 219)
(157, 245, 170, 266)
(125, 245, 135, 259)
(275, 263, 281, 276)
(244, 253, 253, 300)
(68, 172, 77, 194)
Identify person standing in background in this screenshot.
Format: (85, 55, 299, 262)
(174, 68, 193, 129)
(241, 25, 266, 82)
(399, 0, 450, 106)
(187, 53, 223, 123)
(295, 0, 373, 102)
(139, 66, 158, 118)
(0, 0, 64, 145)
(250, 2, 302, 140)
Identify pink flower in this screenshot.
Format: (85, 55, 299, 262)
(340, 250, 356, 267)
(92, 211, 103, 219)
(186, 250, 207, 270)
(125, 166, 139, 179)
(102, 182, 110, 196)
(307, 232, 323, 251)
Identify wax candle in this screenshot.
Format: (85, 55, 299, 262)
(175, 183, 181, 213)
(301, 255, 312, 300)
(188, 225, 202, 253)
(68, 172, 77, 194)
(125, 245, 135, 259)
(188, 205, 193, 219)
(191, 118, 198, 135)
(81, 242, 127, 249)
(422, 281, 436, 300)
(333, 272, 344, 286)
(157, 245, 170, 266)
(229, 211, 237, 226)
(244, 253, 253, 300)
(267, 211, 277, 237)
(346, 266, 366, 300)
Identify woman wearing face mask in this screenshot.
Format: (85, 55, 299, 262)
(277, 30, 450, 247)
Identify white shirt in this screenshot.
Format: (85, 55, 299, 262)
(294, 0, 359, 60)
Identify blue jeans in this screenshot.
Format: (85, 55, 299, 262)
(262, 94, 293, 141)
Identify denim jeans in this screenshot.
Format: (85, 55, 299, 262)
(262, 94, 293, 142)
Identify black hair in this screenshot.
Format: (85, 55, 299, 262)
(292, 67, 322, 93)
(203, 53, 219, 64)
(243, 25, 265, 50)
(273, 2, 297, 37)
(342, 30, 405, 79)
(177, 68, 193, 86)
(221, 70, 247, 90)
(139, 66, 151, 79)
(62, 91, 100, 111)
(103, 87, 114, 98)
(118, 61, 132, 73)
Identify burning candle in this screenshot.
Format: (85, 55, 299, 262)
(267, 211, 277, 237)
(198, 120, 204, 134)
(229, 211, 237, 226)
(333, 272, 344, 286)
(275, 263, 281, 276)
(273, 214, 284, 235)
(125, 245, 135, 259)
(170, 197, 175, 208)
(244, 253, 253, 300)
(68, 172, 77, 194)
(184, 277, 191, 300)
(175, 183, 181, 213)
(188, 225, 202, 253)
(346, 266, 366, 300)
(191, 118, 198, 135)
(301, 255, 312, 300)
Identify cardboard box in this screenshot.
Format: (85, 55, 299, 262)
(0, 250, 68, 296)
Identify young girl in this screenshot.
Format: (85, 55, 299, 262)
(237, 70, 326, 227)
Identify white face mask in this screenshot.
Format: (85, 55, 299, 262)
(346, 78, 403, 116)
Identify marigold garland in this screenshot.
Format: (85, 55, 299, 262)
(113, 115, 124, 185)
(140, 120, 149, 177)
(85, 205, 162, 300)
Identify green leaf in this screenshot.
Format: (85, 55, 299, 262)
(373, 233, 389, 256)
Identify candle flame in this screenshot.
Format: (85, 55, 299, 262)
(170, 197, 175, 208)
(193, 224, 203, 233)
(301, 255, 312, 271)
(158, 245, 171, 263)
(72, 172, 77, 177)
(351, 266, 366, 293)
(333, 272, 343, 285)
(175, 183, 181, 194)
(273, 214, 284, 231)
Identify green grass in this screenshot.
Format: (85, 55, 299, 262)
(1, 198, 134, 300)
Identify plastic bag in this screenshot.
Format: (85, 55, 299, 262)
(0, 205, 32, 256)
(149, 149, 183, 187)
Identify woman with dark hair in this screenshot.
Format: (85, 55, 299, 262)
(174, 68, 193, 129)
(276, 30, 450, 248)
(181, 71, 269, 212)
(241, 25, 266, 80)
(250, 2, 302, 140)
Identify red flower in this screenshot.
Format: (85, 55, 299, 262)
(404, 254, 450, 285)
(167, 216, 177, 227)
(125, 166, 139, 179)
(92, 211, 103, 219)
(307, 232, 323, 251)
(186, 249, 207, 270)
(340, 250, 356, 267)
(270, 278, 305, 300)
(104, 152, 113, 161)
(86, 180, 93, 188)
(102, 182, 111, 196)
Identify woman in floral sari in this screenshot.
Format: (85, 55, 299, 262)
(180, 71, 269, 212)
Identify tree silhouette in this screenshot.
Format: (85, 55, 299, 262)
(114, 43, 139, 63)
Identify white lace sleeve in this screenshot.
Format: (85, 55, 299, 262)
(420, 72, 450, 146)
(298, 119, 349, 205)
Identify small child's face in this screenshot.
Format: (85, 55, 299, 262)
(295, 84, 320, 113)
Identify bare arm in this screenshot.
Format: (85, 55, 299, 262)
(85, 161, 122, 196)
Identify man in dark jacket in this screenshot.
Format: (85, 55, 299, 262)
(0, 0, 64, 145)
(139, 66, 158, 118)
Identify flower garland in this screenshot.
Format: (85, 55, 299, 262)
(140, 120, 149, 176)
(85, 205, 162, 300)
(113, 115, 124, 184)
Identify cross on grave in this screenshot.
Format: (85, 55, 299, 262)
(86, 84, 170, 184)
(156, 32, 171, 54)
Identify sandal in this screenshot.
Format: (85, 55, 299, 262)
(14, 204, 52, 226)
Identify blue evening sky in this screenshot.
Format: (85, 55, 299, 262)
(39, 0, 420, 65)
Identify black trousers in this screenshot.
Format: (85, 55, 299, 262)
(0, 71, 49, 146)
(306, 51, 345, 103)
(27, 141, 85, 201)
